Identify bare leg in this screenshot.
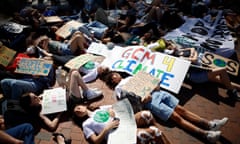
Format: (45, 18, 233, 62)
(170, 110, 208, 137)
(69, 70, 89, 98)
(174, 105, 210, 129)
(208, 68, 240, 91)
(68, 34, 88, 54)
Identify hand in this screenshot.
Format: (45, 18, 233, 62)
(153, 85, 160, 92)
(106, 119, 120, 131)
(141, 94, 152, 103)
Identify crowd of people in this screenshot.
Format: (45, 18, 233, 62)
(0, 0, 239, 143)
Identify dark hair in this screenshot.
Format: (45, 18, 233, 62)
(104, 71, 119, 90)
(19, 93, 42, 115)
(71, 104, 98, 128)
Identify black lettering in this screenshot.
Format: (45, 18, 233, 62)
(227, 61, 238, 73)
(201, 53, 214, 65)
(191, 27, 208, 36)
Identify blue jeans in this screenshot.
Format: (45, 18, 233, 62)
(1, 78, 41, 100)
(5, 123, 35, 144)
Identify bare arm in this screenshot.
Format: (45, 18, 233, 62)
(39, 112, 62, 132)
(88, 120, 120, 144)
(0, 130, 23, 144)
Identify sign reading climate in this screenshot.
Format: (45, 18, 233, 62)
(101, 46, 191, 94)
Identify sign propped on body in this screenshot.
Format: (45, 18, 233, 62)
(44, 16, 63, 23)
(15, 58, 53, 76)
(64, 53, 98, 69)
(201, 52, 239, 76)
(0, 44, 16, 67)
(121, 71, 160, 98)
(41, 87, 67, 115)
(55, 20, 84, 39)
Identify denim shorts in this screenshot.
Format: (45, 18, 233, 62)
(59, 43, 73, 55)
(144, 91, 179, 121)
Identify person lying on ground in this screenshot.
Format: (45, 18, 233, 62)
(72, 103, 172, 144)
(102, 71, 229, 143)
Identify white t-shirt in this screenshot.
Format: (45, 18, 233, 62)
(115, 77, 132, 99)
(83, 106, 113, 139)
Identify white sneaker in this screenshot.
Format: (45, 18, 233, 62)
(209, 117, 228, 131)
(206, 131, 221, 143)
(83, 89, 103, 100)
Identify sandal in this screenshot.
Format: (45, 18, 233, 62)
(52, 133, 72, 144)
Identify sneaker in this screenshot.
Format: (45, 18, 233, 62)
(83, 89, 103, 100)
(227, 89, 240, 101)
(206, 131, 221, 143)
(209, 117, 228, 131)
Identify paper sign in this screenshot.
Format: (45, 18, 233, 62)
(55, 20, 84, 39)
(41, 87, 67, 115)
(201, 52, 239, 76)
(121, 71, 160, 98)
(108, 99, 137, 144)
(101, 46, 190, 94)
(44, 16, 63, 23)
(15, 58, 53, 76)
(64, 53, 97, 69)
(0, 45, 16, 67)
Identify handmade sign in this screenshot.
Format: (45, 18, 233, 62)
(108, 99, 136, 144)
(101, 45, 191, 93)
(201, 52, 239, 76)
(121, 71, 160, 98)
(15, 58, 53, 76)
(64, 53, 97, 69)
(0, 45, 16, 67)
(164, 10, 235, 58)
(44, 16, 63, 23)
(41, 87, 67, 115)
(55, 20, 84, 39)
(87, 42, 111, 57)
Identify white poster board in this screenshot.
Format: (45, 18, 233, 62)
(164, 10, 235, 58)
(108, 99, 137, 144)
(41, 87, 67, 115)
(101, 46, 191, 93)
(87, 42, 111, 57)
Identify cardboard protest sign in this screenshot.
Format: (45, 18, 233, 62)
(44, 16, 63, 23)
(15, 58, 53, 76)
(108, 99, 137, 144)
(101, 46, 191, 94)
(121, 71, 160, 98)
(201, 52, 239, 76)
(0, 45, 16, 67)
(41, 87, 67, 115)
(64, 53, 97, 69)
(55, 20, 84, 39)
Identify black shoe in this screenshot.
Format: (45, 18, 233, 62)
(52, 133, 72, 144)
(227, 89, 240, 101)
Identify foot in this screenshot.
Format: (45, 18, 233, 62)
(83, 89, 103, 100)
(206, 131, 221, 143)
(52, 133, 71, 144)
(209, 117, 228, 131)
(227, 89, 240, 101)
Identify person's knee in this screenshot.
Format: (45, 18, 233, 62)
(21, 123, 34, 132)
(71, 70, 80, 79)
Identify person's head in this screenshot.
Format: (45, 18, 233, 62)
(72, 104, 97, 127)
(97, 66, 110, 81)
(19, 92, 42, 115)
(104, 71, 123, 90)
